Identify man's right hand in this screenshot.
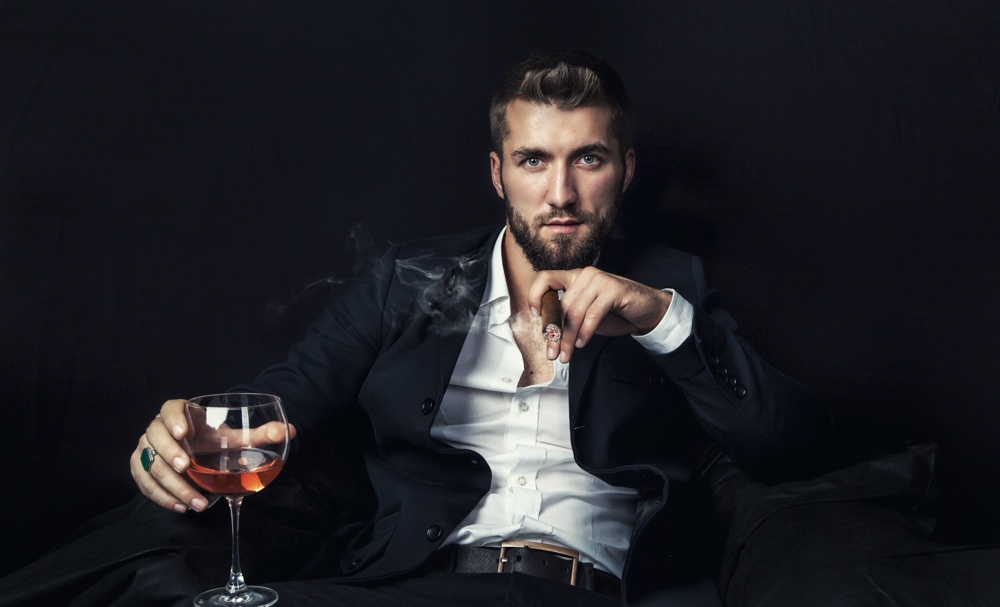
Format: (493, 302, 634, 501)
(129, 399, 212, 513)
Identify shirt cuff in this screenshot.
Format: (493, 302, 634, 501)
(632, 289, 694, 355)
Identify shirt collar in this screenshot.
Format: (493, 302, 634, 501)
(483, 227, 510, 308)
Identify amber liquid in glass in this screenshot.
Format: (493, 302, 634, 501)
(187, 448, 283, 495)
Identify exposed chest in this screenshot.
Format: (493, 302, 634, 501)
(509, 313, 554, 387)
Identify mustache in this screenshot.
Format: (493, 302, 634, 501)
(533, 208, 596, 227)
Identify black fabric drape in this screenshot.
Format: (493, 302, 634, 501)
(2, 0, 999, 579)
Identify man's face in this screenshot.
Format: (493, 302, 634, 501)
(491, 99, 635, 272)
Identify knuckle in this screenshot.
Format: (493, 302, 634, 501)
(148, 462, 166, 482)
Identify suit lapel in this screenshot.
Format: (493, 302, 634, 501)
(434, 235, 494, 392)
(568, 240, 631, 424)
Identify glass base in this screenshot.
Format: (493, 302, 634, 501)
(193, 586, 278, 607)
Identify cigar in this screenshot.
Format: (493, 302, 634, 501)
(541, 290, 562, 342)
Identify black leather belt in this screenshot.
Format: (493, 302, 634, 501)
(430, 540, 622, 602)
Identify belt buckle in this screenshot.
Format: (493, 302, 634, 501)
(498, 540, 580, 586)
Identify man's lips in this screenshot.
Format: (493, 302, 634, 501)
(543, 219, 583, 233)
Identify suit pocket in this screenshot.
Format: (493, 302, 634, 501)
(338, 503, 401, 574)
(604, 349, 669, 388)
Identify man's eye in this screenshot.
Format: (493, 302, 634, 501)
(524, 158, 541, 167)
(580, 155, 599, 165)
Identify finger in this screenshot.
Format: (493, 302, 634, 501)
(159, 398, 189, 441)
(527, 269, 575, 315)
(555, 282, 602, 363)
(130, 437, 210, 513)
(551, 267, 606, 361)
(145, 414, 191, 474)
(248, 421, 297, 448)
(527, 270, 578, 361)
(571, 290, 617, 351)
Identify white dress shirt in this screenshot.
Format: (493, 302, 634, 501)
(430, 230, 694, 577)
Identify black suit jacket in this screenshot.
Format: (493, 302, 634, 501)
(239, 227, 833, 604)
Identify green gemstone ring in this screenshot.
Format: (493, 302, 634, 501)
(140, 447, 157, 472)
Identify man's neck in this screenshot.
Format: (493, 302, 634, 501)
(500, 227, 538, 314)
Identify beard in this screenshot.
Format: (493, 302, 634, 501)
(504, 184, 620, 272)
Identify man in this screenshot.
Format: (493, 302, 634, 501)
(132, 49, 832, 605)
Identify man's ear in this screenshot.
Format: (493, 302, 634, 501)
(621, 148, 636, 193)
(490, 151, 505, 200)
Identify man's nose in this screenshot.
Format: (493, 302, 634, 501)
(547, 166, 577, 208)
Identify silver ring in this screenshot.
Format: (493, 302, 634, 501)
(141, 446, 157, 472)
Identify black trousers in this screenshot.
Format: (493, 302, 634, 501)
(268, 571, 621, 607)
(0, 494, 720, 607)
(266, 572, 723, 607)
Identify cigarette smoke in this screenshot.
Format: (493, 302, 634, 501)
(269, 224, 488, 336)
(266, 223, 384, 315)
(390, 252, 484, 335)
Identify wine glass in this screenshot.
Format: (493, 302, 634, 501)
(183, 393, 291, 607)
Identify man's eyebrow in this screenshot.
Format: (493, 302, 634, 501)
(509, 143, 615, 160)
(571, 143, 614, 157)
(509, 147, 550, 160)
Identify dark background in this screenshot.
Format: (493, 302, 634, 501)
(2, 0, 998, 578)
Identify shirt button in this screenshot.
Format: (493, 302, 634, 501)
(501, 377, 513, 384)
(519, 401, 529, 412)
(560, 369, 568, 379)
(497, 304, 507, 314)
(517, 476, 527, 486)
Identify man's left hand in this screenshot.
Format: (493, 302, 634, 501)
(528, 267, 672, 362)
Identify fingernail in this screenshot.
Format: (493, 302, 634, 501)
(547, 346, 556, 359)
(172, 424, 184, 438)
(173, 503, 188, 513)
(191, 497, 208, 512)
(576, 338, 585, 348)
(559, 351, 569, 363)
(172, 456, 186, 472)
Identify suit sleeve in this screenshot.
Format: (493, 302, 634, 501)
(651, 255, 836, 483)
(229, 244, 401, 434)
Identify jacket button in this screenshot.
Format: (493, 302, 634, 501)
(734, 385, 747, 399)
(421, 397, 435, 415)
(426, 525, 443, 541)
(708, 356, 720, 366)
(715, 366, 728, 378)
(470, 458, 482, 470)
(726, 375, 738, 387)
(349, 558, 361, 569)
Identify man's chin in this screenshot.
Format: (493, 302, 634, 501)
(508, 212, 607, 271)
(535, 244, 596, 271)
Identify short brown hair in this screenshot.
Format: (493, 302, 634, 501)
(490, 49, 632, 156)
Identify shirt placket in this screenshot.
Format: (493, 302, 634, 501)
(487, 298, 548, 521)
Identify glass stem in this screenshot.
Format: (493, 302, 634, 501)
(225, 495, 248, 595)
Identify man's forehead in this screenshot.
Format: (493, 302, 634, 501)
(502, 99, 618, 154)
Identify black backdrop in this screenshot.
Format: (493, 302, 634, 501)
(2, 0, 999, 578)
